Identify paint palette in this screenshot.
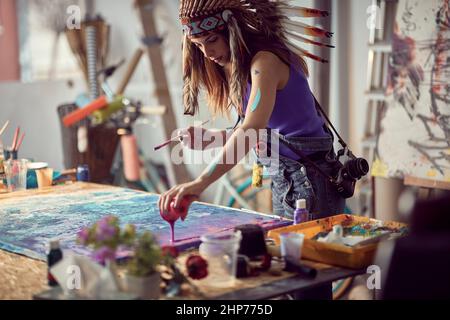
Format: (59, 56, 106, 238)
(268, 214, 408, 269)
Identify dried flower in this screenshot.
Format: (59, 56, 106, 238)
(92, 247, 116, 264)
(186, 254, 208, 280)
(162, 245, 179, 258)
(76, 227, 90, 245)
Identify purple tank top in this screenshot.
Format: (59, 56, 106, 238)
(242, 56, 327, 160)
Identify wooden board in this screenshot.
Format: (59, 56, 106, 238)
(404, 175, 450, 191)
(0, 183, 365, 300)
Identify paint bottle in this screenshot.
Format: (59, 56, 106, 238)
(293, 199, 309, 225)
(47, 240, 63, 286)
(160, 196, 196, 243)
(252, 161, 263, 188)
(169, 195, 196, 222)
(76, 164, 90, 182)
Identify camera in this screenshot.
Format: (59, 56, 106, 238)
(333, 154, 369, 199)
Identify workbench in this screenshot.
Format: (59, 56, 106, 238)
(0, 183, 365, 300)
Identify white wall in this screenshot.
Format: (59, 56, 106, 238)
(0, 79, 85, 170)
(330, 0, 371, 155)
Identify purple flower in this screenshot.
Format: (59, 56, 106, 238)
(96, 218, 118, 242)
(77, 228, 90, 245)
(92, 246, 116, 264)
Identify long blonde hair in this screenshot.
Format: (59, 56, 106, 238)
(182, 10, 309, 117)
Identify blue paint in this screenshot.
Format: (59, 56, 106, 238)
(0, 187, 290, 261)
(250, 88, 262, 112)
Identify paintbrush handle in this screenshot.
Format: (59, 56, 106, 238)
(11, 127, 20, 151)
(153, 120, 209, 151)
(0, 120, 9, 137)
(154, 135, 182, 151)
(14, 133, 25, 152)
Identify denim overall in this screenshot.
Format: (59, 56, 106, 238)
(269, 130, 346, 220)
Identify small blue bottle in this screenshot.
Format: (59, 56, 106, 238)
(294, 199, 309, 225)
(76, 164, 90, 182)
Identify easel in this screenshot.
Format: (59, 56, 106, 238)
(134, 0, 191, 186)
(404, 175, 450, 200)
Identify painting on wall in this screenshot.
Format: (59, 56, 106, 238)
(372, 0, 450, 184)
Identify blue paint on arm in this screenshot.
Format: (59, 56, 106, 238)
(250, 88, 261, 112)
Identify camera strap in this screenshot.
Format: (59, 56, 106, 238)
(229, 93, 346, 185)
(311, 94, 348, 150)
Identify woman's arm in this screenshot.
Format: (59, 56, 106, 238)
(160, 51, 285, 211)
(196, 52, 280, 179)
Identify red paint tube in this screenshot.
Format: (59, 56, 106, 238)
(63, 96, 108, 127)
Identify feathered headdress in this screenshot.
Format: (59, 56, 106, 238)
(180, 0, 334, 115)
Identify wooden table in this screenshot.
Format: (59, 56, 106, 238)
(0, 183, 365, 300)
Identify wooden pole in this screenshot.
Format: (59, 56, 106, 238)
(116, 48, 144, 95)
(135, 0, 190, 185)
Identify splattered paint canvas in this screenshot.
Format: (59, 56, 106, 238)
(373, 0, 450, 183)
(0, 184, 290, 261)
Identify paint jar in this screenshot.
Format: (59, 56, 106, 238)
(36, 168, 54, 188)
(279, 232, 304, 261)
(198, 230, 242, 288)
(3, 149, 18, 161)
(4, 159, 28, 192)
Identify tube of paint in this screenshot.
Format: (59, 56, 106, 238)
(63, 95, 109, 127)
(91, 96, 125, 125)
(169, 195, 197, 221)
(120, 134, 140, 182)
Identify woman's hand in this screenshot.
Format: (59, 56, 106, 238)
(158, 178, 209, 214)
(177, 126, 207, 150)
(177, 127, 226, 150)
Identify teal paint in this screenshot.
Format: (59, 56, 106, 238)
(207, 159, 218, 177)
(250, 88, 262, 112)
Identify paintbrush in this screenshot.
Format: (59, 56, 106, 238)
(154, 120, 210, 151)
(0, 120, 9, 137)
(14, 133, 25, 152)
(11, 126, 20, 151)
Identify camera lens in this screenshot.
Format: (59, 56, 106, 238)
(346, 158, 369, 180)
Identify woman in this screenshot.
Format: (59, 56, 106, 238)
(158, 0, 345, 220)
